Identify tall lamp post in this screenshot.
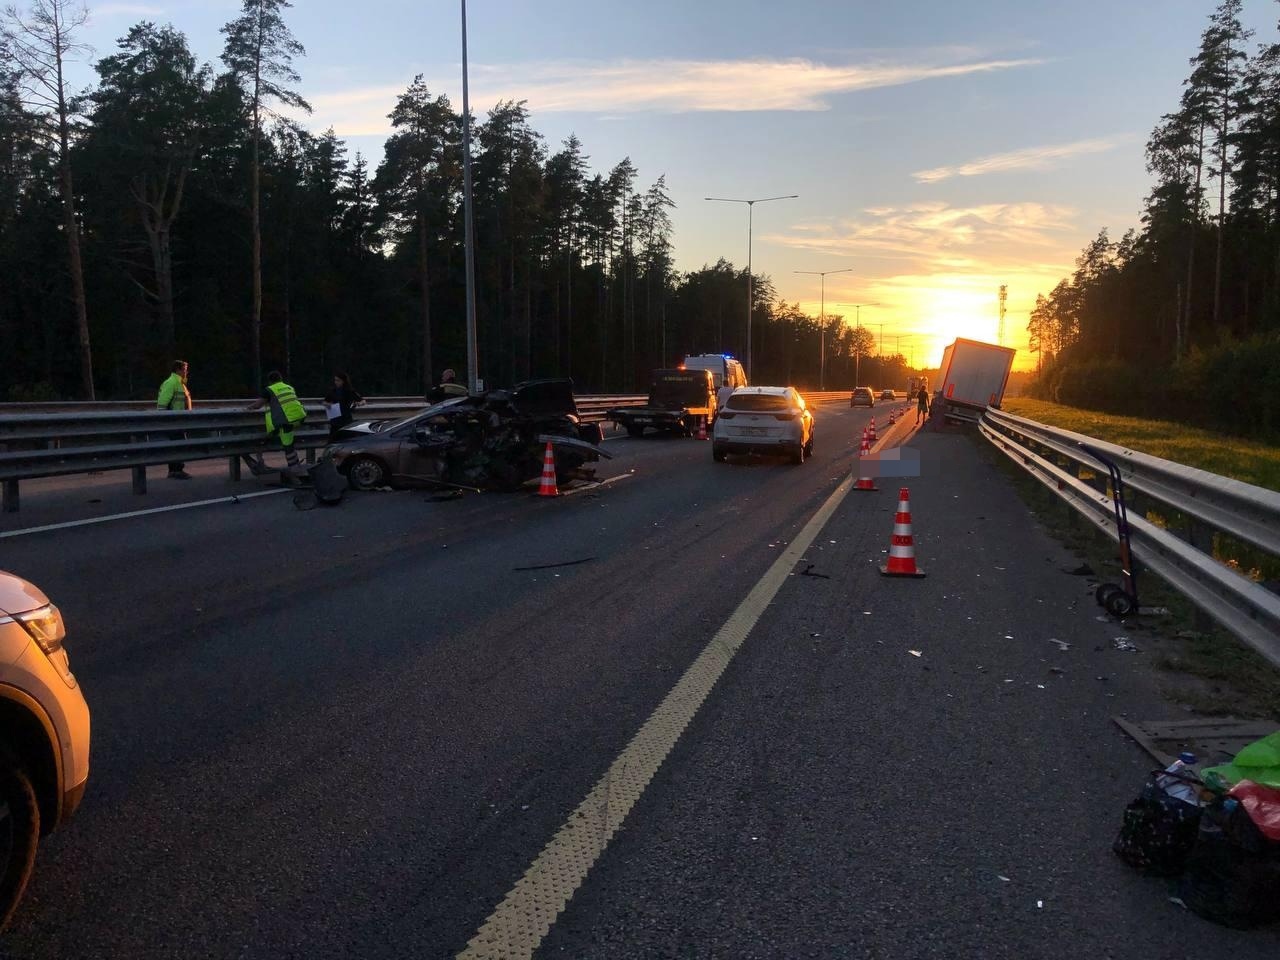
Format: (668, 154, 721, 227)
(704, 194, 798, 377)
(460, 0, 479, 392)
(794, 267, 852, 391)
(837, 302, 880, 387)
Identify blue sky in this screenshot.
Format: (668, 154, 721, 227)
(74, 0, 1280, 368)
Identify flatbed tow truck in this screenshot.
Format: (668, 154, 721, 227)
(607, 368, 717, 437)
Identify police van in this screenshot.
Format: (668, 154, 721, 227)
(682, 354, 748, 410)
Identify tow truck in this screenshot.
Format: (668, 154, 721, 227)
(607, 368, 717, 437)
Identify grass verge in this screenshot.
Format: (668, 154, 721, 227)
(1002, 397, 1280, 493)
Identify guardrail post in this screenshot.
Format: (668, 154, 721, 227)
(2, 479, 17, 513)
(132, 465, 147, 496)
(229, 456, 241, 481)
(307, 447, 316, 464)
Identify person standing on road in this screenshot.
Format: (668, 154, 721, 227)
(324, 371, 364, 438)
(246, 371, 308, 474)
(915, 384, 930, 425)
(157, 360, 192, 479)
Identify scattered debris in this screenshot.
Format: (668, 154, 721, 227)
(1048, 639, 1071, 652)
(513, 557, 597, 572)
(1067, 563, 1095, 576)
(427, 490, 466, 502)
(908, 650, 923, 658)
(997, 875, 1011, 882)
(799, 564, 831, 579)
(1049, 667, 1065, 675)
(1112, 637, 1140, 653)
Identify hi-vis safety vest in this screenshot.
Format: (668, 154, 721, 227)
(157, 372, 190, 410)
(265, 381, 306, 433)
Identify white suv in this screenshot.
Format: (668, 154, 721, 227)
(0, 571, 90, 931)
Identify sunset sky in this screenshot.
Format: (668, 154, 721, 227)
(75, 0, 1280, 370)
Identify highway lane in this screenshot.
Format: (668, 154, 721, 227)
(539, 426, 1280, 959)
(0, 400, 875, 958)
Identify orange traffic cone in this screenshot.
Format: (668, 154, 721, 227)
(853, 435, 878, 491)
(880, 487, 925, 577)
(697, 416, 708, 440)
(538, 441, 559, 497)
(868, 417, 878, 442)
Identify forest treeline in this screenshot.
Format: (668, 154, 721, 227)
(0, 0, 895, 402)
(1027, 0, 1280, 438)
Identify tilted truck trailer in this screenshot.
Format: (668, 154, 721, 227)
(935, 337, 1016, 423)
(606, 368, 717, 437)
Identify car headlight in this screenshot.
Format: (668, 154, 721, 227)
(12, 603, 66, 655)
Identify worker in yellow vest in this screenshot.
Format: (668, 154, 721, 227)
(246, 371, 308, 473)
(156, 359, 192, 479)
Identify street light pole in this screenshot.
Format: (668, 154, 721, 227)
(837, 302, 880, 389)
(705, 194, 798, 378)
(460, 0, 479, 392)
(795, 267, 852, 390)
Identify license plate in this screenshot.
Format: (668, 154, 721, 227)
(633, 417, 652, 424)
(741, 427, 768, 436)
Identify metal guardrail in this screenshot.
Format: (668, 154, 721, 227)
(979, 407, 1280, 669)
(0, 394, 647, 512)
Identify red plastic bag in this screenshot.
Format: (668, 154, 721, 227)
(1229, 781, 1280, 841)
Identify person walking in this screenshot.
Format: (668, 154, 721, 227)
(246, 371, 308, 475)
(915, 383, 931, 425)
(156, 360, 192, 479)
(323, 371, 364, 438)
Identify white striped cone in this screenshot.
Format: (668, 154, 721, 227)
(880, 486, 925, 577)
(697, 416, 708, 440)
(868, 417, 878, 441)
(853, 435, 877, 491)
(538, 441, 559, 497)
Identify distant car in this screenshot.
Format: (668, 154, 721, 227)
(712, 386, 814, 464)
(850, 387, 875, 407)
(0, 571, 90, 931)
(880, 389, 895, 401)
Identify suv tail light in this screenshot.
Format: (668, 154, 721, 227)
(718, 411, 736, 419)
(773, 412, 797, 421)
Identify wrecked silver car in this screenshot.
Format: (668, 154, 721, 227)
(325, 379, 611, 491)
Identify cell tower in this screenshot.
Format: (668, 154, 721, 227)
(997, 284, 1008, 345)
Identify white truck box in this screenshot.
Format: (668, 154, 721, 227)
(936, 338, 1016, 418)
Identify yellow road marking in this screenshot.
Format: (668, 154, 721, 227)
(457, 471, 858, 960)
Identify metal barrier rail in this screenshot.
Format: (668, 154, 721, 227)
(979, 407, 1280, 669)
(0, 394, 646, 512)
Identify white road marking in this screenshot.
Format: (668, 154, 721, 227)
(0, 488, 292, 539)
(456, 471, 857, 960)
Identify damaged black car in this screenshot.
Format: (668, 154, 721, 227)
(325, 379, 611, 491)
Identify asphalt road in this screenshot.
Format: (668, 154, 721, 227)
(2, 401, 1276, 959)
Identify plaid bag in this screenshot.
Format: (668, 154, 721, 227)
(1178, 796, 1280, 928)
(1113, 770, 1203, 876)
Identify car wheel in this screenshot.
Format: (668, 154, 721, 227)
(804, 433, 814, 456)
(790, 443, 805, 465)
(0, 757, 40, 933)
(346, 456, 387, 491)
(626, 426, 644, 438)
(712, 445, 727, 463)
